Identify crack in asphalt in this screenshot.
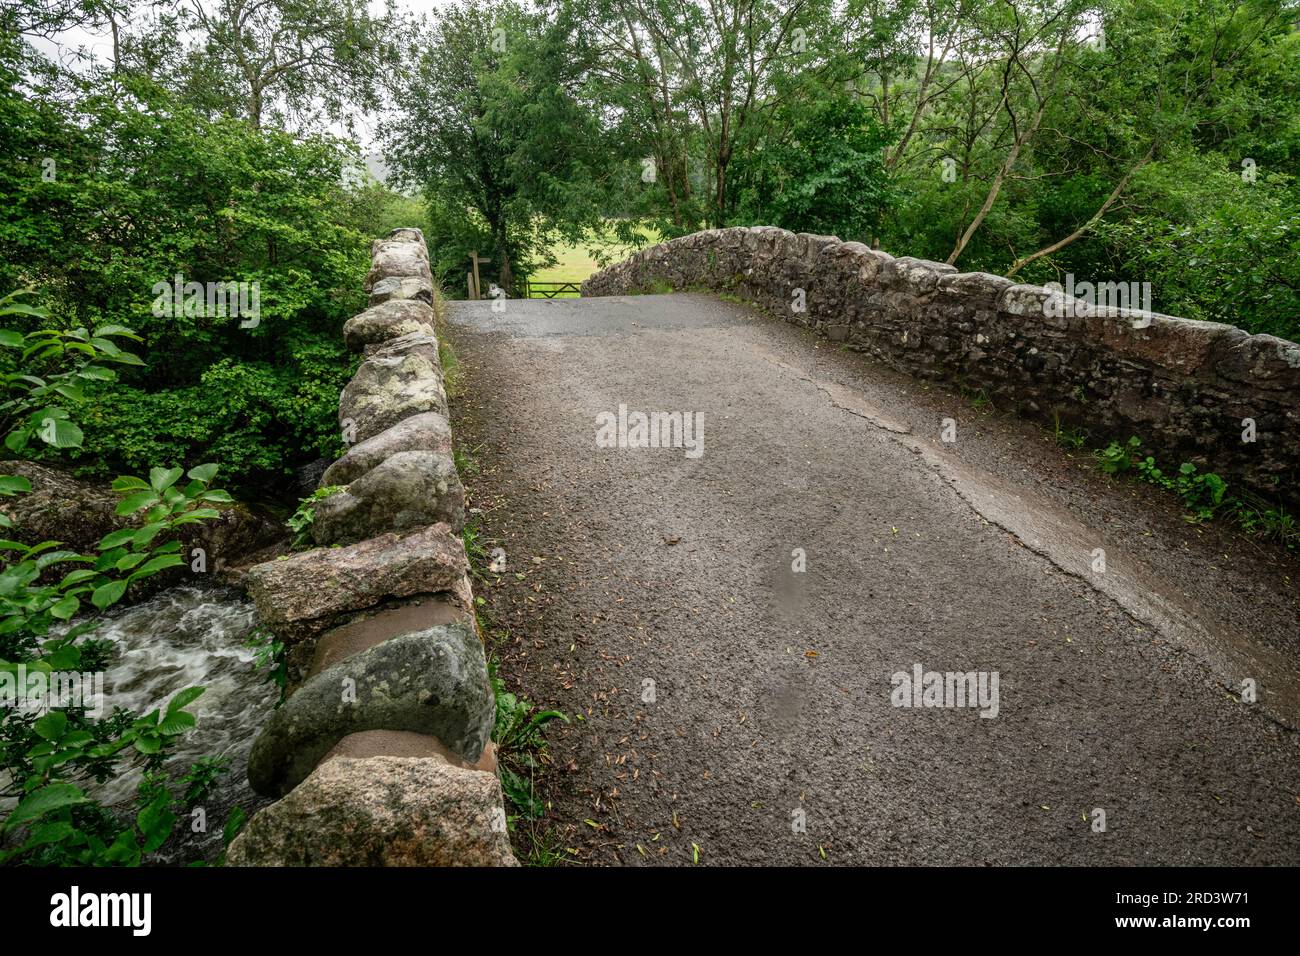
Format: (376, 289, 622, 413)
(755, 345, 1300, 730)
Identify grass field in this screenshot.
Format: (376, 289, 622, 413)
(528, 224, 660, 294)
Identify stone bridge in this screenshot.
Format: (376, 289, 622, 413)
(232, 227, 1300, 866)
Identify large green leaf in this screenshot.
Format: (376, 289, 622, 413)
(149, 467, 183, 493)
(2, 783, 87, 832)
(90, 579, 127, 610)
(0, 303, 47, 321)
(48, 594, 80, 620)
(97, 528, 138, 550)
(33, 711, 68, 741)
(166, 686, 205, 714)
(128, 553, 183, 580)
(37, 416, 83, 449)
(158, 710, 196, 736)
(115, 491, 159, 515)
(0, 475, 32, 495)
(91, 324, 138, 339)
(132, 523, 166, 549)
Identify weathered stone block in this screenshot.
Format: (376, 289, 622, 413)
(229, 755, 516, 866)
(340, 350, 447, 443)
(247, 622, 493, 797)
(343, 299, 437, 352)
(321, 411, 453, 488)
(368, 275, 435, 307)
(243, 524, 472, 642)
(313, 450, 466, 545)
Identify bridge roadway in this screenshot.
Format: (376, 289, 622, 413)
(446, 292, 1300, 866)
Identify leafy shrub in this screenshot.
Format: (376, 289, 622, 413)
(1092, 435, 1293, 538)
(63, 345, 355, 494)
(1096, 436, 1229, 521)
(286, 485, 346, 549)
(489, 656, 567, 820)
(0, 69, 370, 500)
(0, 290, 144, 454)
(246, 626, 287, 704)
(1095, 436, 1142, 475)
(0, 464, 235, 864)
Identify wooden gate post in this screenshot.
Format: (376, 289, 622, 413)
(469, 250, 492, 300)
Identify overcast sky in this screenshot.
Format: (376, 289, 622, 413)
(26, 0, 460, 153)
(32, 0, 455, 62)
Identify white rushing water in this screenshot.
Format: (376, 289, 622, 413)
(2, 585, 277, 861)
(84, 585, 277, 808)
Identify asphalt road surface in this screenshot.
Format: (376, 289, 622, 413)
(446, 293, 1300, 866)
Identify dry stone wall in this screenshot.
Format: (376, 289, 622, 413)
(583, 227, 1300, 507)
(229, 228, 516, 867)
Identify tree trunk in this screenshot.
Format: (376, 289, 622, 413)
(1005, 145, 1156, 276)
(495, 230, 513, 297)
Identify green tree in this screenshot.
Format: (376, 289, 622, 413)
(385, 0, 619, 294)
(732, 95, 895, 240)
(0, 40, 369, 492)
(161, 0, 402, 132)
(568, 0, 882, 231)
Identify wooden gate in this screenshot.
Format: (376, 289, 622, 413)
(523, 280, 582, 298)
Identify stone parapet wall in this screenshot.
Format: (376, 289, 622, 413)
(229, 228, 516, 867)
(583, 226, 1300, 507)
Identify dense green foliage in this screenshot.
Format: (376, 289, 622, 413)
(0, 289, 144, 455)
(732, 96, 896, 240)
(0, 16, 418, 497)
(0, 277, 241, 865)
